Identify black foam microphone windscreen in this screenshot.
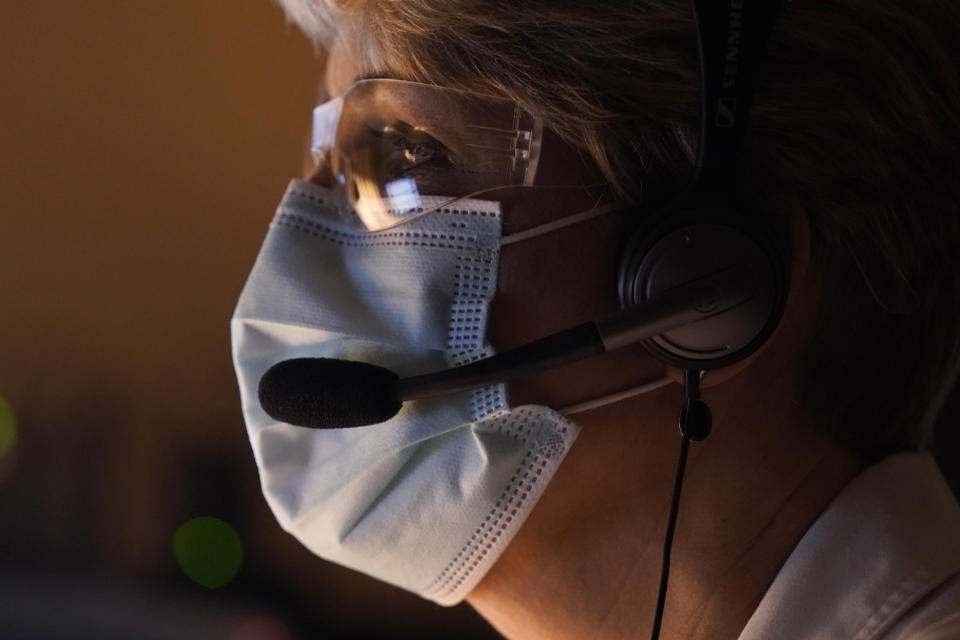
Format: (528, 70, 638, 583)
(258, 358, 402, 429)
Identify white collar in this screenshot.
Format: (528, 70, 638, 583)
(738, 452, 960, 640)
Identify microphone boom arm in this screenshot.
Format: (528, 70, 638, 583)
(395, 266, 755, 401)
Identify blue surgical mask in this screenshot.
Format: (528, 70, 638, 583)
(231, 179, 581, 604)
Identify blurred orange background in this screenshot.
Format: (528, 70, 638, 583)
(0, 1, 499, 637)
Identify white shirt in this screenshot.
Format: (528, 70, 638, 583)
(739, 452, 960, 640)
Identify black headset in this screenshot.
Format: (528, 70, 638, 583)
(616, 2, 787, 637)
(617, 0, 787, 374)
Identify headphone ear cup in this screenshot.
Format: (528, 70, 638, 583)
(617, 205, 786, 371)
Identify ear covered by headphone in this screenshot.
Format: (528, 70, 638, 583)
(617, 201, 786, 371)
(615, 0, 788, 372)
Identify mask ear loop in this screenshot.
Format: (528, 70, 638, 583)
(650, 368, 712, 640)
(559, 375, 674, 415)
(500, 202, 621, 246)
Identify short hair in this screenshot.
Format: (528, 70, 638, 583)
(277, 0, 960, 462)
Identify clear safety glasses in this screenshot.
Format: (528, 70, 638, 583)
(310, 78, 545, 232)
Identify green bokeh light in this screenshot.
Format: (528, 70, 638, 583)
(173, 516, 244, 589)
(0, 395, 17, 459)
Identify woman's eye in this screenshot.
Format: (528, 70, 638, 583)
(367, 123, 453, 176)
(387, 132, 445, 171)
(395, 137, 438, 166)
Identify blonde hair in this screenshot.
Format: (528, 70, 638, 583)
(278, 0, 960, 460)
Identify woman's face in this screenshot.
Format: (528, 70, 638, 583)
(301, 32, 837, 640)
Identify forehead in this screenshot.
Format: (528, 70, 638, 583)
(324, 37, 364, 100)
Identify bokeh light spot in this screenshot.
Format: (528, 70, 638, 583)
(0, 395, 17, 459)
(173, 516, 244, 589)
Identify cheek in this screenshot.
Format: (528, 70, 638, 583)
(488, 214, 668, 407)
(490, 217, 622, 350)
